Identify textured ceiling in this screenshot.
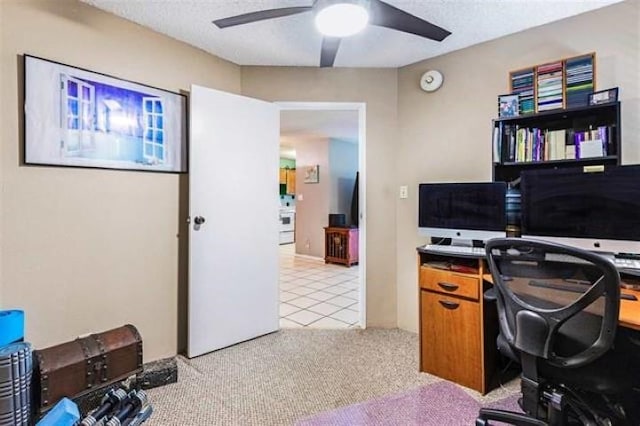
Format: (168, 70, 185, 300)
(281, 110, 359, 141)
(280, 110, 359, 158)
(82, 0, 623, 68)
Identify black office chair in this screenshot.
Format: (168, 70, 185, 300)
(477, 238, 640, 426)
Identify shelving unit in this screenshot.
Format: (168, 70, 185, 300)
(565, 53, 595, 108)
(508, 53, 596, 115)
(509, 68, 535, 115)
(492, 102, 621, 182)
(536, 60, 564, 112)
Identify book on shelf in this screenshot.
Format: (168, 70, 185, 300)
(495, 123, 614, 164)
(492, 126, 501, 163)
(573, 126, 611, 158)
(548, 129, 567, 160)
(598, 126, 609, 155)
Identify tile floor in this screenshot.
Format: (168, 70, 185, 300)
(279, 244, 360, 329)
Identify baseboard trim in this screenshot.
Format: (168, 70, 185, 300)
(292, 253, 324, 261)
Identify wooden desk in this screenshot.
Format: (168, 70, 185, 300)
(417, 245, 640, 396)
(417, 250, 496, 394)
(482, 274, 640, 331)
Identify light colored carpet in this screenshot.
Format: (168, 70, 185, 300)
(145, 328, 518, 425)
(297, 381, 522, 425)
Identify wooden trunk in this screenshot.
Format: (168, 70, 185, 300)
(34, 324, 143, 413)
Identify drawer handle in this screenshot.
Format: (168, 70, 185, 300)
(438, 300, 460, 310)
(437, 282, 459, 292)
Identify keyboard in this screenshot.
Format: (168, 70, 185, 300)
(423, 245, 485, 256)
(543, 253, 640, 271)
(612, 257, 640, 269)
(544, 253, 591, 265)
(424, 245, 640, 271)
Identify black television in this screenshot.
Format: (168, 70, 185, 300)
(520, 165, 640, 255)
(418, 182, 507, 243)
(350, 171, 359, 227)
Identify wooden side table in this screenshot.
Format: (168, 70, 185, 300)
(324, 227, 359, 267)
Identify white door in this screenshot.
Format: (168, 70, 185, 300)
(188, 85, 280, 358)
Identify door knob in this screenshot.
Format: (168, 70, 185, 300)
(194, 216, 206, 225)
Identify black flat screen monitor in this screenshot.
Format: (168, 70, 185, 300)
(521, 165, 640, 254)
(418, 182, 507, 242)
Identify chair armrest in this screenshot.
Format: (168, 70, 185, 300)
(477, 408, 546, 426)
(484, 287, 497, 302)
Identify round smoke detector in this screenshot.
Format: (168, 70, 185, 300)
(420, 70, 444, 92)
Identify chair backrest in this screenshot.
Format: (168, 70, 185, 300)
(485, 238, 620, 369)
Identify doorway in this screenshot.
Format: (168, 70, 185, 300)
(276, 102, 366, 329)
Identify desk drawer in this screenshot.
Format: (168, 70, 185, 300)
(420, 267, 479, 300)
(420, 290, 482, 391)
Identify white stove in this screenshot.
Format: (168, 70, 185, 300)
(279, 209, 295, 244)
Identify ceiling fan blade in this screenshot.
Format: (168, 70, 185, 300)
(368, 0, 451, 42)
(320, 37, 342, 68)
(213, 6, 313, 29)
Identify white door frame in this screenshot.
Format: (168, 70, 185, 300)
(276, 101, 367, 328)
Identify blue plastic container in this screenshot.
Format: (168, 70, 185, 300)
(36, 397, 80, 426)
(0, 310, 24, 346)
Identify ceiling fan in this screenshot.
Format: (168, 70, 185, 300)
(212, 0, 451, 67)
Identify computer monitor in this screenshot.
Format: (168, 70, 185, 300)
(521, 165, 640, 255)
(418, 182, 507, 243)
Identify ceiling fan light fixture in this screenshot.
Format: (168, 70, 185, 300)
(315, 2, 369, 38)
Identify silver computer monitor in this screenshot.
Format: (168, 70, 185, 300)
(520, 165, 640, 255)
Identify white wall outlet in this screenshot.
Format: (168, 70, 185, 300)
(297, 193, 304, 201)
(399, 185, 408, 199)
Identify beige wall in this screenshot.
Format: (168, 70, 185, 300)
(294, 138, 359, 257)
(295, 138, 330, 258)
(2, 0, 636, 359)
(396, 0, 640, 332)
(243, 67, 399, 327)
(0, 0, 241, 361)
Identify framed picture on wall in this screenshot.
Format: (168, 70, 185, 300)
(303, 165, 319, 183)
(23, 54, 188, 173)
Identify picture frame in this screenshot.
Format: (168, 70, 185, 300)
(303, 165, 319, 184)
(498, 94, 520, 118)
(24, 54, 188, 173)
(588, 88, 618, 106)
